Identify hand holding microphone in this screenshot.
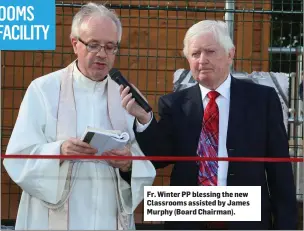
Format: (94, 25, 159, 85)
(110, 68, 152, 124)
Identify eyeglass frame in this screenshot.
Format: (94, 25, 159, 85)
(77, 37, 119, 55)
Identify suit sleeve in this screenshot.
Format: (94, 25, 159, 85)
(265, 88, 298, 229)
(134, 96, 175, 168)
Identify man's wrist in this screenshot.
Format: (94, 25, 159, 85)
(137, 113, 151, 125)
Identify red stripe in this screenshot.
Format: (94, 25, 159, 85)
(1, 154, 303, 162)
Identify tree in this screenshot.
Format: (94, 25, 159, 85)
(271, 0, 302, 48)
(270, 0, 302, 72)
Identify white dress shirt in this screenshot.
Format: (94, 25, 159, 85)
(137, 75, 231, 186)
(198, 75, 231, 186)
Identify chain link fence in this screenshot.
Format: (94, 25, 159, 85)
(1, 0, 303, 229)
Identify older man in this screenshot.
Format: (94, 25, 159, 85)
(121, 20, 297, 230)
(3, 3, 155, 230)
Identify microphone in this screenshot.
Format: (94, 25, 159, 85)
(109, 68, 152, 113)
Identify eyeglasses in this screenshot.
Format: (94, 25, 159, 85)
(78, 38, 119, 55)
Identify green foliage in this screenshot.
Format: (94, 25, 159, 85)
(271, 0, 303, 48)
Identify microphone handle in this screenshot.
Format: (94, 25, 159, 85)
(114, 75, 152, 113)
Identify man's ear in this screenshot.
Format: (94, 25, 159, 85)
(71, 37, 78, 55)
(228, 47, 235, 63)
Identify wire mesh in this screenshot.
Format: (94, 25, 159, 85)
(1, 0, 303, 229)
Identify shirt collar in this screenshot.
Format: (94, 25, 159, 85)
(198, 74, 231, 101)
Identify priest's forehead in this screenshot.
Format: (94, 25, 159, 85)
(79, 16, 119, 43)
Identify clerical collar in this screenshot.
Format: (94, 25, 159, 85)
(73, 61, 108, 91)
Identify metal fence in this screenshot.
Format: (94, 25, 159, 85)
(1, 0, 303, 229)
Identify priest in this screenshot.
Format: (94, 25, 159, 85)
(3, 2, 156, 230)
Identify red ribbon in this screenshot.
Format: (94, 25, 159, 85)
(1, 154, 303, 162)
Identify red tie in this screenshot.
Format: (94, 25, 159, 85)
(197, 91, 220, 186)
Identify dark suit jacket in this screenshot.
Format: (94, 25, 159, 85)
(134, 77, 297, 230)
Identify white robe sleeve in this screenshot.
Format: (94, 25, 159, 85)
(3, 81, 68, 204)
(116, 141, 156, 214)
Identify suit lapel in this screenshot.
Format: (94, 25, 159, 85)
(226, 77, 247, 157)
(181, 84, 203, 155)
(178, 84, 202, 184)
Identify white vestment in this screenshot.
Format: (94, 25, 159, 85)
(3, 61, 156, 230)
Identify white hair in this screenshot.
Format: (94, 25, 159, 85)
(70, 2, 122, 42)
(183, 20, 235, 57)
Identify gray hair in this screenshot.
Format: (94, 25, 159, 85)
(183, 20, 235, 57)
(70, 2, 122, 42)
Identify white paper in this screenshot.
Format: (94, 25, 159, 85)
(81, 126, 130, 155)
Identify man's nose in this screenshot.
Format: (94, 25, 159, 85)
(199, 52, 208, 64)
(96, 47, 107, 57)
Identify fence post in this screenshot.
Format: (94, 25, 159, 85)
(268, 46, 303, 202)
(295, 46, 303, 201)
(225, 0, 235, 72)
